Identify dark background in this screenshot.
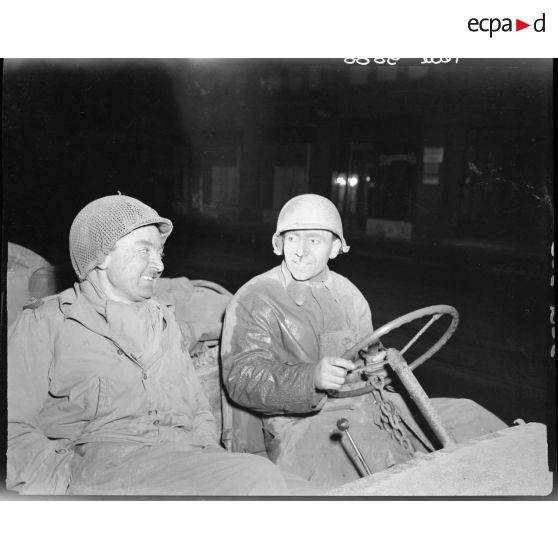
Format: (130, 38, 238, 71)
(2, 59, 555, 433)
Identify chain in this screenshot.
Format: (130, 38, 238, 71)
(369, 375, 415, 455)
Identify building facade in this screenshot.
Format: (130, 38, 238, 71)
(169, 59, 552, 246)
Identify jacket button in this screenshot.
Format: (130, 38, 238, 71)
(117, 349, 123, 355)
(153, 420, 160, 426)
(143, 373, 148, 380)
(147, 410, 153, 415)
(55, 448, 67, 454)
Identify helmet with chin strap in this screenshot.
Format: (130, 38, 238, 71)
(271, 194, 349, 255)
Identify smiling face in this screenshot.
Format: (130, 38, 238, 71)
(282, 229, 341, 282)
(96, 225, 165, 303)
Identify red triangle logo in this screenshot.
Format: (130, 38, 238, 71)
(516, 19, 530, 31)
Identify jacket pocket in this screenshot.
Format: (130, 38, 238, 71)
(67, 376, 108, 421)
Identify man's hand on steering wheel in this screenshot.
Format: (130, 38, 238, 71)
(313, 357, 356, 391)
(331, 305, 459, 398)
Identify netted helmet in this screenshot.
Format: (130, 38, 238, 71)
(69, 194, 173, 280)
(272, 194, 349, 255)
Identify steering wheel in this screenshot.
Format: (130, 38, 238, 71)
(331, 305, 459, 398)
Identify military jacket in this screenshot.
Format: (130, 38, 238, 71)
(7, 284, 217, 494)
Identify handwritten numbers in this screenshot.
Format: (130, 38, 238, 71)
(345, 58, 460, 66)
(421, 58, 459, 64)
(343, 58, 371, 66)
(373, 58, 400, 66)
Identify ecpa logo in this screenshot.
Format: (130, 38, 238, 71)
(468, 12, 546, 37)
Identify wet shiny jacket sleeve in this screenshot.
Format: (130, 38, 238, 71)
(7, 308, 73, 495)
(221, 295, 326, 415)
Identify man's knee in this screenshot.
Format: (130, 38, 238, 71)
(228, 452, 290, 495)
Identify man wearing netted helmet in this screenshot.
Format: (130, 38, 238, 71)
(7, 194, 290, 495)
(221, 194, 506, 489)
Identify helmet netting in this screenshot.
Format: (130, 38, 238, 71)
(69, 195, 172, 280)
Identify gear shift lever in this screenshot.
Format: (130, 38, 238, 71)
(337, 418, 373, 476)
